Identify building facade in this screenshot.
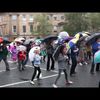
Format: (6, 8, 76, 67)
(0, 13, 65, 37)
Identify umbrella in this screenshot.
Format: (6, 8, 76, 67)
(42, 35, 58, 43)
(0, 37, 11, 44)
(94, 50, 100, 64)
(18, 45, 26, 51)
(29, 46, 40, 62)
(58, 31, 69, 39)
(3, 37, 11, 44)
(24, 38, 35, 45)
(0, 37, 3, 43)
(14, 37, 25, 43)
(85, 33, 100, 45)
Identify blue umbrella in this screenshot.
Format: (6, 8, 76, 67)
(94, 50, 100, 64)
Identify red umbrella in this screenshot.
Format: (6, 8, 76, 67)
(0, 37, 3, 43)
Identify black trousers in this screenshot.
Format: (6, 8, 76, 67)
(47, 54, 55, 70)
(31, 66, 41, 81)
(70, 56, 77, 75)
(55, 69, 68, 84)
(0, 57, 9, 70)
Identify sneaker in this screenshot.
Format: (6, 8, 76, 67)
(51, 68, 55, 70)
(84, 62, 87, 65)
(6, 67, 10, 71)
(30, 81, 35, 85)
(52, 84, 58, 88)
(79, 63, 83, 66)
(66, 81, 73, 84)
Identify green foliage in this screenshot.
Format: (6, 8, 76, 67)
(33, 14, 53, 35)
(63, 13, 100, 35)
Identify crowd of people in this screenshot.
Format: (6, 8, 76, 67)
(0, 33, 100, 88)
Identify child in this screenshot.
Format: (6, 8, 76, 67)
(17, 50, 26, 71)
(30, 48, 42, 85)
(40, 43, 47, 63)
(53, 45, 73, 88)
(11, 45, 18, 63)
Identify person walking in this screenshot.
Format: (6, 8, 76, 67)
(90, 38, 100, 74)
(53, 45, 73, 88)
(0, 43, 10, 71)
(30, 48, 42, 85)
(17, 50, 26, 71)
(46, 41, 55, 71)
(70, 45, 79, 76)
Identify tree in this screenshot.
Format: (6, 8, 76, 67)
(63, 13, 90, 35)
(32, 13, 53, 35)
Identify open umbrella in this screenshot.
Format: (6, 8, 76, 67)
(42, 35, 58, 43)
(94, 50, 100, 64)
(58, 31, 69, 39)
(85, 33, 100, 45)
(0, 37, 3, 43)
(14, 37, 25, 43)
(18, 45, 26, 51)
(29, 46, 40, 62)
(24, 38, 35, 45)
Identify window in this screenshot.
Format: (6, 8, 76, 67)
(13, 26, 16, 33)
(23, 25, 26, 33)
(22, 15, 26, 21)
(12, 15, 17, 20)
(30, 15, 33, 22)
(54, 16, 57, 20)
(61, 16, 64, 20)
(47, 16, 50, 20)
(30, 24, 33, 32)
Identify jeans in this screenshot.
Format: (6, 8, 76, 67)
(55, 69, 68, 84)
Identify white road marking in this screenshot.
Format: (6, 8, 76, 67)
(0, 67, 17, 73)
(25, 64, 58, 73)
(0, 73, 64, 87)
(0, 60, 63, 87)
(8, 60, 58, 73)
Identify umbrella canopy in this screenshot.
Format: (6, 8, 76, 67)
(14, 37, 25, 43)
(42, 35, 58, 43)
(24, 38, 35, 45)
(0, 37, 11, 44)
(29, 46, 40, 62)
(85, 33, 100, 45)
(94, 50, 100, 64)
(0, 37, 3, 43)
(58, 31, 69, 39)
(18, 45, 26, 51)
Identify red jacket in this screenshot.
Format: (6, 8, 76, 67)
(18, 51, 26, 61)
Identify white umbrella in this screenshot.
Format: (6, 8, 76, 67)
(58, 31, 69, 39)
(24, 38, 35, 45)
(29, 46, 40, 62)
(18, 45, 26, 51)
(14, 37, 25, 43)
